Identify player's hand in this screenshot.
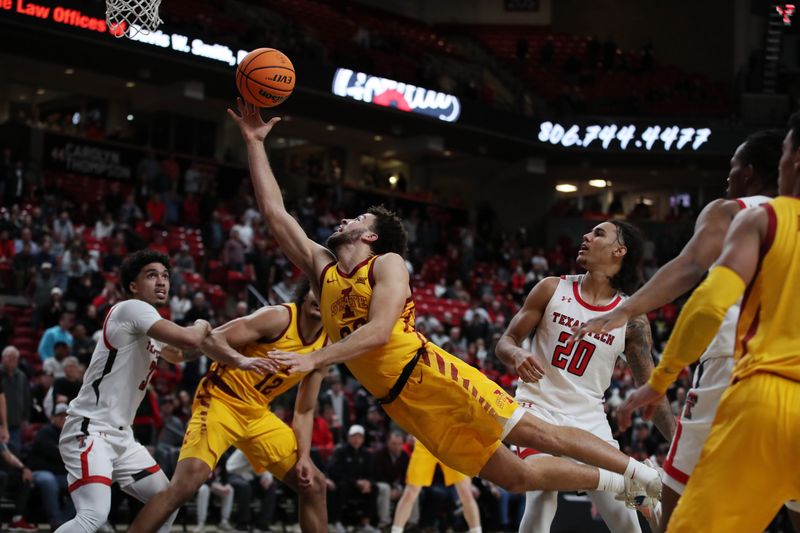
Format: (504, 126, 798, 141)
(193, 319, 212, 338)
(295, 455, 315, 489)
(513, 349, 546, 383)
(21, 467, 32, 483)
(268, 350, 316, 374)
(234, 355, 281, 374)
(617, 384, 664, 432)
(570, 308, 629, 343)
(226, 97, 281, 144)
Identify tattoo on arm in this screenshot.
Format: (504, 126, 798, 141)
(625, 315, 677, 440)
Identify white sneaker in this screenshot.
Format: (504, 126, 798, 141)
(218, 520, 234, 531)
(640, 499, 663, 533)
(192, 526, 206, 533)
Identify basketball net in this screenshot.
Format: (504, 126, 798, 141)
(106, 0, 163, 39)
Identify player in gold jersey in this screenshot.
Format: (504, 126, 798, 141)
(618, 113, 800, 532)
(129, 280, 329, 533)
(227, 98, 663, 506)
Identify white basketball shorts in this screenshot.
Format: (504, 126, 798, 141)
(59, 415, 162, 492)
(663, 356, 734, 494)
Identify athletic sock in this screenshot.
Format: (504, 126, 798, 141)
(391, 526, 404, 533)
(596, 469, 626, 494)
(468, 528, 482, 533)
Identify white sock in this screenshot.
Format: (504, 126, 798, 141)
(624, 457, 659, 486)
(468, 528, 482, 533)
(391, 527, 403, 533)
(596, 469, 625, 493)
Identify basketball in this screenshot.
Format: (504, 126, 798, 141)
(236, 48, 295, 108)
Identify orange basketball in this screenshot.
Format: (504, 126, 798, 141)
(236, 48, 296, 108)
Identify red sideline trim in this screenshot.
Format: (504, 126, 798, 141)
(80, 441, 94, 479)
(735, 199, 747, 209)
(101, 304, 118, 351)
(367, 256, 377, 287)
(663, 418, 690, 485)
(572, 282, 622, 312)
(760, 204, 777, 257)
(69, 476, 112, 492)
(663, 461, 689, 485)
(517, 447, 541, 460)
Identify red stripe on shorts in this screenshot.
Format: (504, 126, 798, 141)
(663, 420, 690, 485)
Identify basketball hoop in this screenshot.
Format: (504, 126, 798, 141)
(106, 0, 163, 38)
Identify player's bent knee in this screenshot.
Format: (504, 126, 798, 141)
(76, 501, 111, 532)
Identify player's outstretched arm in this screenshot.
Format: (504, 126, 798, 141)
(292, 367, 326, 488)
(496, 277, 559, 383)
(147, 318, 211, 351)
(623, 314, 676, 439)
(572, 199, 738, 341)
(198, 306, 294, 374)
(228, 98, 333, 283)
(617, 207, 766, 431)
(269, 253, 409, 373)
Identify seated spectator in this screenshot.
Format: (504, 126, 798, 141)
(327, 424, 377, 531)
(52, 211, 75, 243)
(44, 356, 83, 416)
(311, 403, 334, 463)
(222, 229, 246, 272)
(70, 324, 95, 366)
(28, 262, 57, 330)
(43, 342, 71, 379)
(93, 212, 116, 240)
(40, 287, 66, 330)
(2, 346, 30, 454)
(29, 403, 74, 530)
(226, 449, 277, 532)
(169, 284, 192, 325)
(371, 432, 409, 529)
(38, 312, 74, 361)
(154, 395, 185, 478)
(0, 439, 35, 531)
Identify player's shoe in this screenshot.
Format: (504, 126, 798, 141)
(7, 518, 37, 531)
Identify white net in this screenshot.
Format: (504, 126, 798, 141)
(106, 0, 163, 39)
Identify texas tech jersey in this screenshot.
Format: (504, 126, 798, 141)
(515, 275, 627, 417)
(66, 299, 163, 432)
(700, 195, 771, 362)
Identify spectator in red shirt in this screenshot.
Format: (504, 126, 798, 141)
(146, 193, 167, 226)
(311, 404, 334, 463)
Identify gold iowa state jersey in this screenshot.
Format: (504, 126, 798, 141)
(205, 303, 327, 406)
(319, 255, 427, 396)
(734, 197, 800, 383)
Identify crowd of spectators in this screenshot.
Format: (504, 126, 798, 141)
(0, 143, 693, 531)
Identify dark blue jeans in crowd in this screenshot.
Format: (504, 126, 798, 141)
(33, 470, 75, 526)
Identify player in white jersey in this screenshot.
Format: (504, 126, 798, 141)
(571, 130, 794, 528)
(56, 250, 272, 533)
(497, 220, 676, 533)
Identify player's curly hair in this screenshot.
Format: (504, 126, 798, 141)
(609, 220, 644, 296)
(120, 249, 170, 295)
(788, 111, 800, 150)
(739, 129, 783, 189)
(292, 276, 311, 307)
(367, 205, 408, 257)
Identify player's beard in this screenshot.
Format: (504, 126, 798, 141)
(326, 228, 366, 251)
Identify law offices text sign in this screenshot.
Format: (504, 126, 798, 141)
(1, 0, 252, 67)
